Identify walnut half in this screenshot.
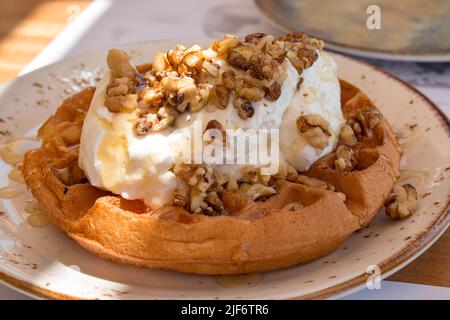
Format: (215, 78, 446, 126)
(384, 183, 418, 220)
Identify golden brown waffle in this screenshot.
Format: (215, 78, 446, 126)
(22, 80, 400, 275)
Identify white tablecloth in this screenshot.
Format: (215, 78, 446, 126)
(2, 0, 449, 300)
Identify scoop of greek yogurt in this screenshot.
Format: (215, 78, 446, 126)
(79, 43, 344, 209)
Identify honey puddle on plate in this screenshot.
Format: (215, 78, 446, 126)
(0, 185, 23, 199)
(25, 200, 50, 227)
(0, 138, 35, 199)
(398, 169, 428, 186)
(0, 140, 26, 166)
(215, 273, 263, 288)
(8, 166, 24, 182)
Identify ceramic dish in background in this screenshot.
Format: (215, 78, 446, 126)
(254, 0, 450, 62)
(0, 40, 448, 299)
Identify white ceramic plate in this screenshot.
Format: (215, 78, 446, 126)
(0, 40, 449, 300)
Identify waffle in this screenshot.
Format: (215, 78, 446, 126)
(22, 80, 400, 275)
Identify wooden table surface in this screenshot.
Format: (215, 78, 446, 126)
(0, 0, 448, 289)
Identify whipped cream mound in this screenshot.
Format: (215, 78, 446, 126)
(79, 35, 344, 209)
(281, 52, 343, 171)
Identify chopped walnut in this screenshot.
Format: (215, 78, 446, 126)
(107, 48, 136, 79)
(273, 162, 298, 182)
(107, 83, 128, 97)
(139, 88, 165, 110)
(238, 183, 276, 200)
(188, 166, 207, 186)
(209, 85, 229, 109)
(243, 167, 271, 185)
(226, 178, 239, 192)
(228, 44, 255, 70)
(166, 46, 185, 69)
(214, 33, 289, 118)
(296, 114, 331, 148)
(152, 51, 170, 73)
(349, 109, 382, 139)
(173, 188, 188, 207)
(188, 83, 211, 112)
(235, 79, 265, 101)
(221, 70, 236, 90)
(107, 77, 134, 96)
(278, 32, 323, 73)
(105, 49, 138, 113)
(212, 35, 240, 58)
(202, 60, 220, 78)
(190, 187, 208, 213)
(167, 91, 185, 107)
(205, 191, 225, 212)
(266, 43, 286, 63)
(213, 172, 229, 186)
(339, 124, 357, 146)
(234, 97, 254, 120)
(334, 158, 349, 172)
(176, 164, 227, 215)
(278, 32, 309, 43)
(173, 163, 198, 182)
(384, 183, 418, 220)
(105, 94, 138, 113)
(350, 121, 363, 140)
(336, 192, 347, 202)
(286, 46, 318, 73)
(251, 53, 280, 81)
(264, 81, 281, 101)
(179, 48, 204, 76)
(278, 32, 324, 50)
(334, 145, 357, 172)
(134, 105, 177, 134)
(244, 32, 268, 44)
(283, 201, 303, 211)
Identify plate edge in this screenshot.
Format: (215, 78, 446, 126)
(253, 0, 450, 62)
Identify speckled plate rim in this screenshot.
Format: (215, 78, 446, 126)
(254, 0, 450, 62)
(0, 47, 449, 300)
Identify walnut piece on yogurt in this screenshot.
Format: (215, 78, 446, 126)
(296, 114, 331, 149)
(105, 49, 138, 113)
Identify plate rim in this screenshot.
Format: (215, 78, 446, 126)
(254, 0, 450, 62)
(0, 44, 448, 300)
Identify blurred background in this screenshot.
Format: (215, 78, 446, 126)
(0, 0, 448, 299)
(0, 0, 90, 83)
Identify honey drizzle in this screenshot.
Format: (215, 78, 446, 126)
(0, 140, 26, 166)
(397, 169, 428, 190)
(26, 212, 50, 227)
(0, 186, 23, 199)
(0, 138, 34, 199)
(8, 166, 24, 182)
(24, 200, 50, 227)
